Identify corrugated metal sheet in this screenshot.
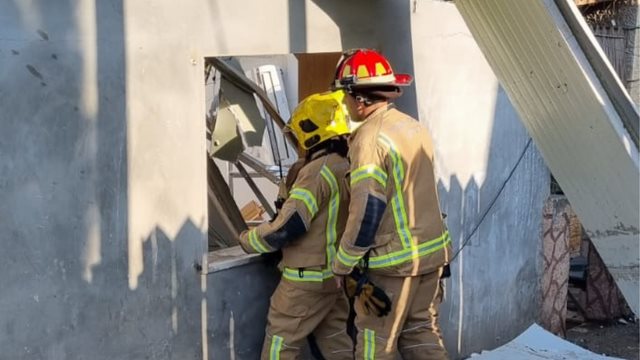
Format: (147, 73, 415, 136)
(455, 0, 639, 314)
(554, 0, 638, 145)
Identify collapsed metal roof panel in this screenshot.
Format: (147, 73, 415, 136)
(455, 0, 639, 314)
(470, 323, 623, 359)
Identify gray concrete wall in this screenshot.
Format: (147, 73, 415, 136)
(0, 0, 550, 358)
(0, 0, 387, 359)
(0, 1, 207, 358)
(410, 2, 550, 358)
(208, 258, 280, 359)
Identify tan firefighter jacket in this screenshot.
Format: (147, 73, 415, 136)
(239, 151, 350, 282)
(332, 105, 452, 277)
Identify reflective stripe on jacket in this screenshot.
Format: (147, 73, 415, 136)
(332, 105, 452, 277)
(239, 152, 350, 281)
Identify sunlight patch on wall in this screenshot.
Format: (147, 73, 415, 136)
(82, 203, 101, 283)
(12, 0, 42, 34)
(75, 0, 98, 119)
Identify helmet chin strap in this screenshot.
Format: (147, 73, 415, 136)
(306, 137, 349, 161)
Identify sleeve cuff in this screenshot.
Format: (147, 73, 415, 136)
(331, 260, 353, 276)
(332, 245, 362, 275)
(237, 230, 254, 254)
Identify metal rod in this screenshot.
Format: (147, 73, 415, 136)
(229, 173, 270, 179)
(234, 161, 275, 218)
(207, 157, 246, 248)
(228, 161, 234, 196)
(237, 153, 280, 184)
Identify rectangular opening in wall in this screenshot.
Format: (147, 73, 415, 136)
(204, 52, 341, 270)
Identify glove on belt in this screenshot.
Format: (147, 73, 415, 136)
(345, 268, 392, 317)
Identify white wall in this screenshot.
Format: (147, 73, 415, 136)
(0, 0, 379, 358)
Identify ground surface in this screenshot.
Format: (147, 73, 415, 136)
(566, 321, 639, 360)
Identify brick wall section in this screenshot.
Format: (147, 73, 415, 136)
(583, 238, 633, 320)
(540, 196, 571, 336)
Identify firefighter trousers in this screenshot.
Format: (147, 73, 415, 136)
(261, 277, 353, 359)
(354, 270, 448, 359)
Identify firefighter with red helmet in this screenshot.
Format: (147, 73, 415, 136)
(238, 90, 354, 359)
(331, 49, 452, 359)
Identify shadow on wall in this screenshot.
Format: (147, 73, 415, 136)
(0, 1, 203, 358)
(208, 258, 281, 359)
(309, 0, 420, 118)
(2, 215, 205, 359)
(289, 0, 306, 52)
(436, 86, 549, 358)
(306, 0, 401, 50)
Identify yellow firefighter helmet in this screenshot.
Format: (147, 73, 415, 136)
(288, 90, 351, 150)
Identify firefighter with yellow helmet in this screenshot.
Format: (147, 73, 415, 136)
(238, 90, 354, 359)
(331, 49, 452, 359)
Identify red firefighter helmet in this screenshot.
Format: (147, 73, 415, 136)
(333, 49, 413, 89)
